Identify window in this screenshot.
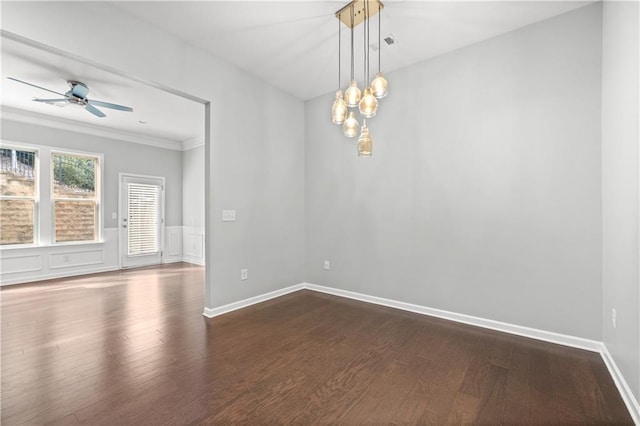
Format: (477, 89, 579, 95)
(52, 152, 99, 243)
(0, 147, 38, 245)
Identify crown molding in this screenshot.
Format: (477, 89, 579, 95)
(181, 136, 205, 151)
(1, 106, 183, 151)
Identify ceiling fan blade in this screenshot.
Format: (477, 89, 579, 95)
(33, 98, 69, 104)
(7, 77, 66, 97)
(88, 99, 133, 112)
(85, 103, 106, 118)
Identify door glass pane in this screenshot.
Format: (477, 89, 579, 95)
(0, 199, 34, 245)
(128, 183, 159, 256)
(55, 201, 96, 242)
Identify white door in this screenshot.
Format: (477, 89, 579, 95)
(119, 174, 164, 268)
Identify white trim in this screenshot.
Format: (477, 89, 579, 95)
(2, 106, 183, 151)
(303, 283, 603, 353)
(181, 137, 204, 151)
(183, 257, 205, 266)
(50, 149, 104, 245)
(0, 254, 42, 274)
(600, 344, 640, 425)
(202, 283, 305, 318)
(0, 266, 119, 286)
(48, 249, 103, 269)
(162, 258, 185, 265)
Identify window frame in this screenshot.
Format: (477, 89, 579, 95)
(0, 143, 39, 247)
(0, 141, 104, 250)
(50, 149, 103, 245)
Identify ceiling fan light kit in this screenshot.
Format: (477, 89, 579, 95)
(7, 77, 134, 118)
(331, 0, 388, 156)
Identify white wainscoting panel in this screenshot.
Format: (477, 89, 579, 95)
(183, 226, 205, 265)
(163, 226, 183, 264)
(49, 249, 103, 269)
(0, 254, 42, 274)
(0, 228, 119, 286)
(0, 226, 200, 285)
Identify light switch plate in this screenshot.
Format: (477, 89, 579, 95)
(222, 210, 236, 222)
(112, 212, 117, 220)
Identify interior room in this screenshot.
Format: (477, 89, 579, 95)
(0, 1, 638, 424)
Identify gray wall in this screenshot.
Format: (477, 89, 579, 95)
(602, 0, 640, 401)
(305, 4, 603, 339)
(1, 120, 183, 228)
(182, 145, 205, 230)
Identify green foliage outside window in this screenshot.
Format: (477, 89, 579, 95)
(53, 154, 95, 192)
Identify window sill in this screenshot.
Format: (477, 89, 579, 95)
(0, 241, 105, 251)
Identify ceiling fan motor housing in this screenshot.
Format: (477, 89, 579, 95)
(67, 80, 89, 102)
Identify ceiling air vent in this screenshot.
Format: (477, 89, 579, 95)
(383, 33, 398, 46)
(371, 33, 398, 51)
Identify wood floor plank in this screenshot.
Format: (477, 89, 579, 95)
(445, 392, 481, 424)
(502, 340, 533, 423)
(1, 263, 634, 425)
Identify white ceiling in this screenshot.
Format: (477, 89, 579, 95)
(1, 1, 591, 145)
(1, 36, 204, 148)
(114, 0, 592, 101)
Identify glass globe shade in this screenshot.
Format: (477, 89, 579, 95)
(344, 80, 361, 107)
(343, 111, 359, 138)
(358, 88, 378, 118)
(357, 124, 373, 157)
(331, 91, 347, 124)
(371, 72, 388, 99)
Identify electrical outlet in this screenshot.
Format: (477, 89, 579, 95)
(324, 260, 330, 270)
(612, 308, 617, 329)
(241, 269, 248, 280)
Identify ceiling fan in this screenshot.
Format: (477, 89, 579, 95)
(7, 77, 134, 118)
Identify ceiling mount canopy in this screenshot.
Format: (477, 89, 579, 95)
(335, 0, 383, 29)
(331, 0, 388, 157)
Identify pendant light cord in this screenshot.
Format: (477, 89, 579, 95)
(363, 2, 367, 84)
(350, 5, 355, 82)
(378, 5, 381, 73)
(367, 1, 371, 83)
(338, 18, 341, 89)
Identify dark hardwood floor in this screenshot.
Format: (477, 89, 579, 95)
(1, 263, 633, 425)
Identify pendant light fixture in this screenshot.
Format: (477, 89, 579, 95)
(371, 6, 388, 99)
(359, 0, 378, 118)
(343, 111, 360, 138)
(331, 0, 386, 156)
(357, 121, 373, 156)
(343, 6, 361, 108)
(331, 18, 347, 124)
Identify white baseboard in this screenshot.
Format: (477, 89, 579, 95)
(182, 256, 205, 266)
(600, 344, 640, 424)
(162, 258, 183, 265)
(202, 283, 305, 318)
(303, 283, 603, 353)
